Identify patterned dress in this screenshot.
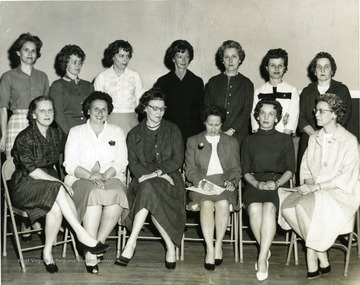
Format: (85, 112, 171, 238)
(10, 124, 65, 223)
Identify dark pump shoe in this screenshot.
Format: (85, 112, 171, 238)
(215, 258, 223, 266)
(204, 263, 215, 271)
(307, 269, 320, 279)
(44, 262, 58, 274)
(77, 241, 109, 255)
(115, 255, 132, 267)
(320, 265, 331, 275)
(165, 260, 176, 270)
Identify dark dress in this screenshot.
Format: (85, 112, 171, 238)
(241, 128, 295, 210)
(154, 70, 204, 142)
(10, 123, 65, 223)
(125, 120, 186, 246)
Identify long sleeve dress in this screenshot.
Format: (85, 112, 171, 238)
(125, 120, 185, 247)
(241, 128, 295, 210)
(280, 125, 360, 251)
(10, 123, 64, 223)
(154, 70, 204, 142)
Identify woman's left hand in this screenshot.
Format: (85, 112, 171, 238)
(298, 184, 317, 195)
(265, 180, 278, 190)
(225, 181, 235, 191)
(138, 173, 157, 183)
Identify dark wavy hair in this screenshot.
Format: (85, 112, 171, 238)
(316, 93, 346, 124)
(164, 40, 194, 70)
(310, 52, 337, 77)
(104, 40, 133, 66)
(135, 88, 166, 114)
(216, 40, 246, 67)
(56, 45, 86, 73)
(10, 33, 43, 66)
(201, 105, 226, 124)
(27, 96, 54, 124)
(82, 91, 114, 119)
(254, 97, 283, 125)
(262, 48, 288, 73)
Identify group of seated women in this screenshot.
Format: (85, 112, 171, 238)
(0, 32, 359, 282)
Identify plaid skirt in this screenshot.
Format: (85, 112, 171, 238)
(5, 110, 28, 158)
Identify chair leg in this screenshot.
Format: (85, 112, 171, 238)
(286, 231, 296, 266)
(234, 212, 239, 262)
(239, 209, 244, 263)
(180, 233, 184, 261)
(62, 227, 69, 258)
(8, 206, 26, 272)
(3, 201, 8, 256)
(344, 232, 353, 276)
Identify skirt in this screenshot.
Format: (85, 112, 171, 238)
(243, 173, 287, 211)
(188, 189, 238, 211)
(72, 178, 129, 223)
(107, 112, 139, 135)
(11, 168, 62, 223)
(5, 110, 28, 159)
(125, 177, 186, 247)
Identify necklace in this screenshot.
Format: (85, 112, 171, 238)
(146, 122, 161, 129)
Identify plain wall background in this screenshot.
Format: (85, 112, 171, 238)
(0, 0, 359, 93)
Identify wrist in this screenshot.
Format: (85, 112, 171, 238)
(102, 173, 108, 181)
(275, 180, 280, 188)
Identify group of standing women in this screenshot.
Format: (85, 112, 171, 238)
(0, 32, 359, 283)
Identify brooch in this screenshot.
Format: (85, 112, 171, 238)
(198, 142, 204, 150)
(109, 140, 115, 146)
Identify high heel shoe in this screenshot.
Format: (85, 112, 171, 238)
(307, 269, 320, 279)
(204, 263, 215, 271)
(77, 241, 109, 255)
(165, 260, 176, 270)
(86, 264, 99, 274)
(115, 255, 131, 267)
(319, 265, 331, 275)
(44, 261, 58, 274)
(215, 259, 223, 266)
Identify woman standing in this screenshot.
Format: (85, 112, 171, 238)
(204, 40, 254, 146)
(282, 93, 360, 279)
(0, 33, 49, 158)
(154, 40, 204, 142)
(11, 96, 109, 273)
(242, 98, 295, 281)
(50, 45, 94, 134)
(297, 52, 352, 171)
(116, 88, 185, 270)
(251, 48, 299, 135)
(94, 40, 145, 134)
(185, 105, 241, 270)
(64, 91, 129, 274)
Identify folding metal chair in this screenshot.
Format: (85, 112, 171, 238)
(2, 158, 79, 272)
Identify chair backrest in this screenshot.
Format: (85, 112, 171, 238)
(2, 158, 28, 217)
(2, 157, 15, 181)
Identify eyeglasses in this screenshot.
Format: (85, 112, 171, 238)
(313, 108, 333, 114)
(147, 105, 167, 112)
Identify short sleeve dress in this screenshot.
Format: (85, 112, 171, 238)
(241, 128, 295, 210)
(10, 123, 65, 223)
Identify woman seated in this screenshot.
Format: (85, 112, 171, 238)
(185, 105, 241, 270)
(10, 96, 109, 274)
(281, 93, 360, 279)
(63, 91, 129, 274)
(115, 88, 185, 270)
(242, 97, 295, 281)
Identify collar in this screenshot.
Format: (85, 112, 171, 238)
(63, 74, 80, 84)
(257, 128, 277, 136)
(315, 124, 346, 143)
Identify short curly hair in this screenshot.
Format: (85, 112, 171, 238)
(165, 40, 194, 70)
(262, 48, 288, 73)
(254, 97, 283, 125)
(27, 96, 54, 124)
(104, 40, 133, 66)
(11, 33, 43, 66)
(82, 91, 114, 119)
(135, 87, 166, 114)
(56, 45, 86, 73)
(217, 40, 246, 66)
(310, 52, 337, 77)
(316, 93, 346, 124)
(201, 105, 226, 124)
